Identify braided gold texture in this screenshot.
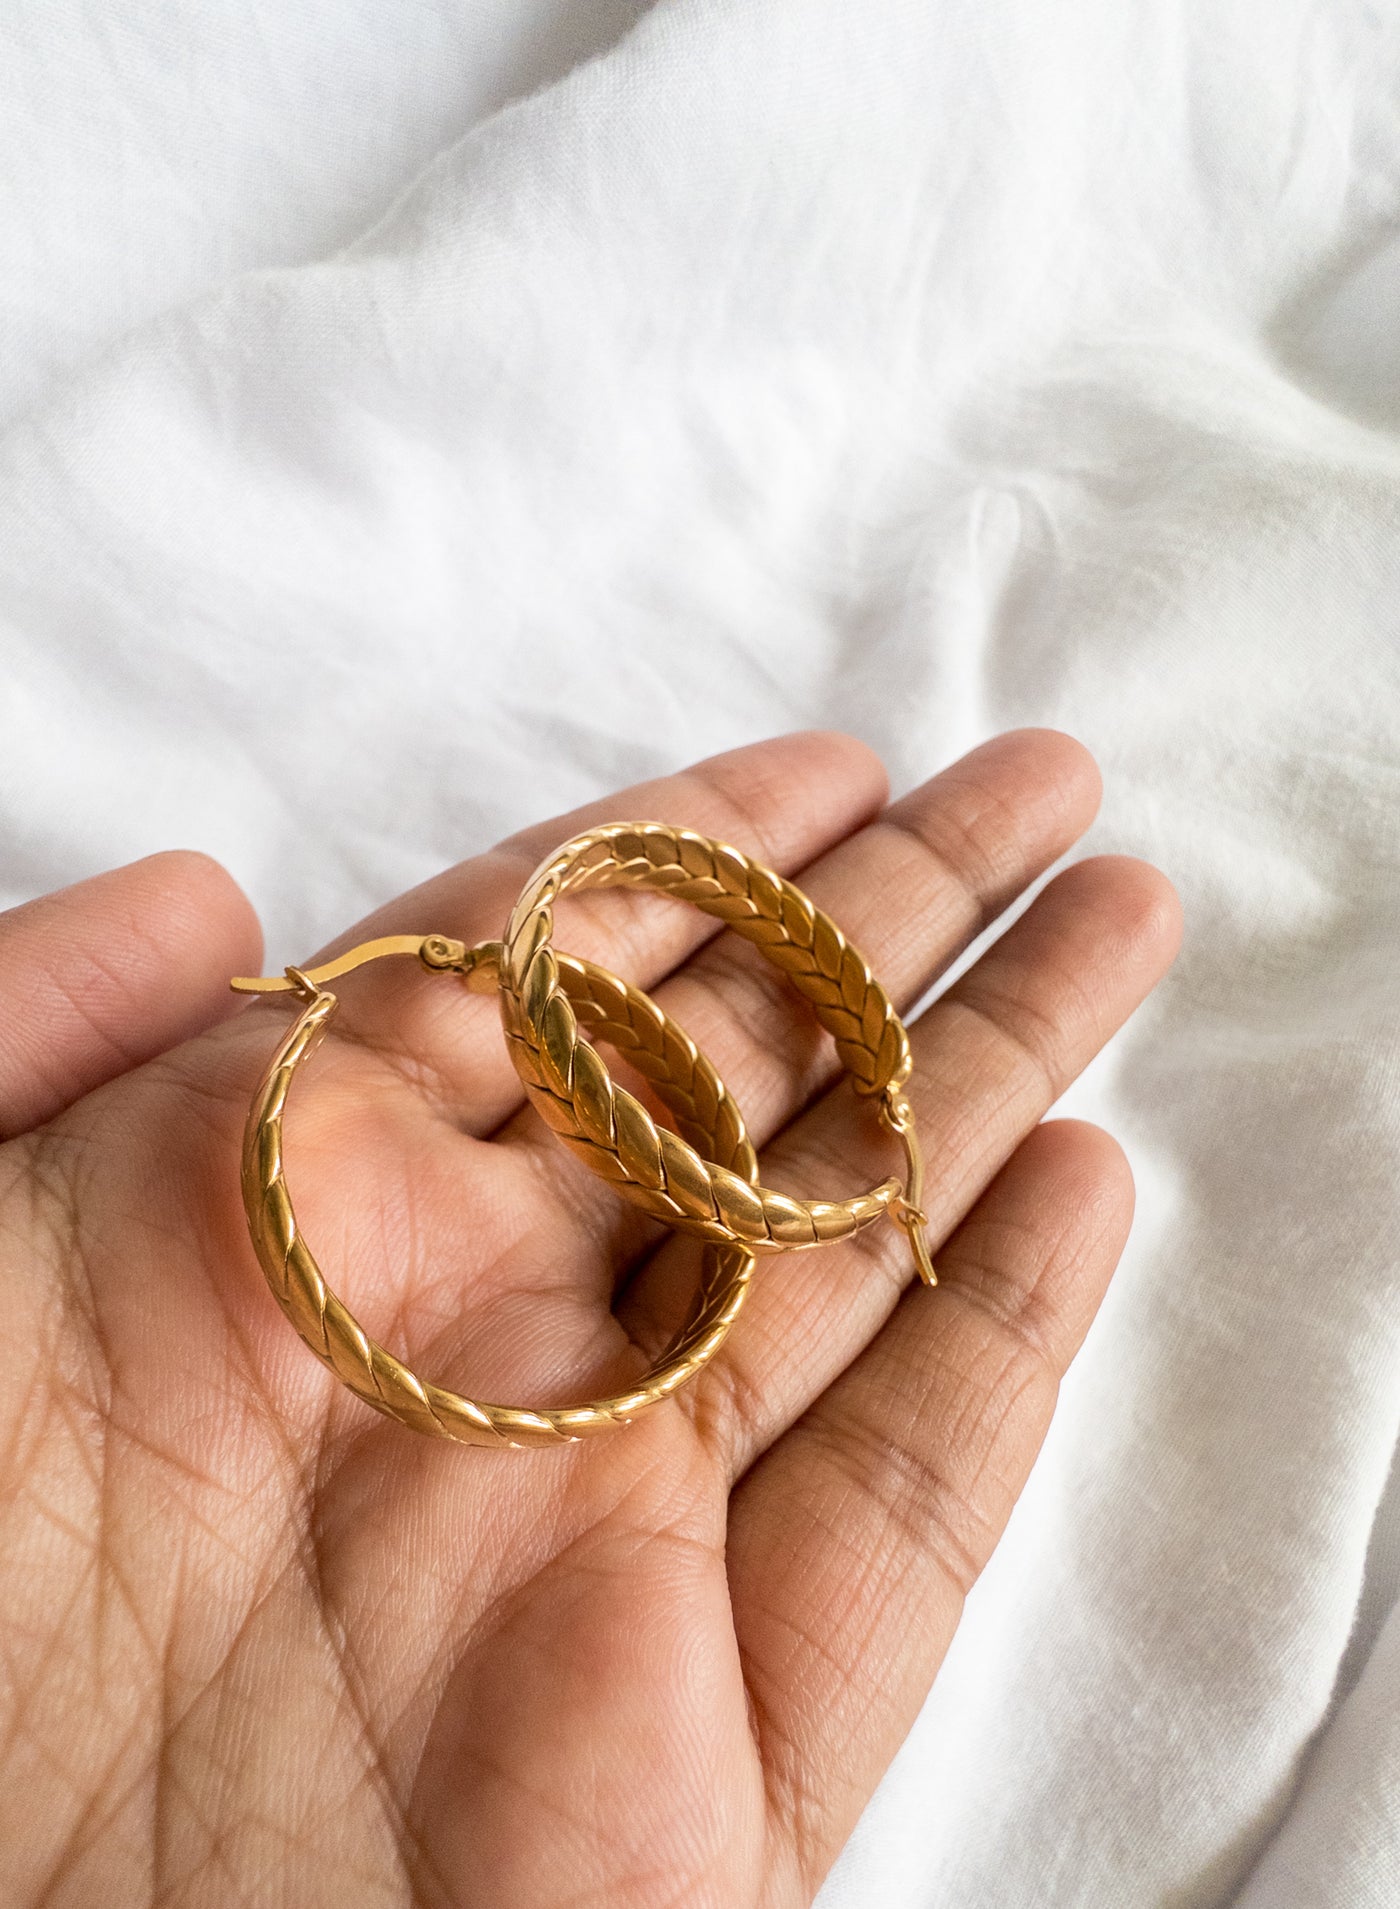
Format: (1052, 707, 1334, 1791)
(240, 951, 757, 1448)
(500, 822, 915, 1256)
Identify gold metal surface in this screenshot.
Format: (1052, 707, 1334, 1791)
(499, 823, 936, 1279)
(236, 937, 757, 1447)
(231, 933, 483, 994)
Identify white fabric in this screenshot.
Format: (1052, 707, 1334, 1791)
(3, 2, 1399, 1901)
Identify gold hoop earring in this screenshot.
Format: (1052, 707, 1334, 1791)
(233, 936, 757, 1448)
(499, 823, 935, 1284)
(231, 822, 935, 1446)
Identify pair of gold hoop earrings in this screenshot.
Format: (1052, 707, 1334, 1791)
(232, 822, 935, 1448)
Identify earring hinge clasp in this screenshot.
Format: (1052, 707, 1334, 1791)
(231, 935, 501, 998)
(881, 1089, 938, 1287)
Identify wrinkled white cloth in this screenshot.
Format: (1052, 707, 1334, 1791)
(4, 3, 1400, 1902)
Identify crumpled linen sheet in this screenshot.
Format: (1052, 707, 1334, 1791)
(3, 3, 1399, 1903)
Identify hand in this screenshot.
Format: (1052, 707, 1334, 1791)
(0, 731, 1179, 1909)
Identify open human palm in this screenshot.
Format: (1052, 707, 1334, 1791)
(0, 731, 1179, 1908)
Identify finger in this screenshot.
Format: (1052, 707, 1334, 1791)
(503, 726, 1102, 1304)
(0, 852, 262, 1140)
(651, 853, 1180, 1475)
(725, 1118, 1136, 1896)
(272, 730, 888, 1135)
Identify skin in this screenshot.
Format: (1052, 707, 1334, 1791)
(0, 730, 1181, 1909)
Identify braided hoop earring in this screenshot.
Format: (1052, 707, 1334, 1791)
(499, 823, 936, 1285)
(232, 936, 757, 1448)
